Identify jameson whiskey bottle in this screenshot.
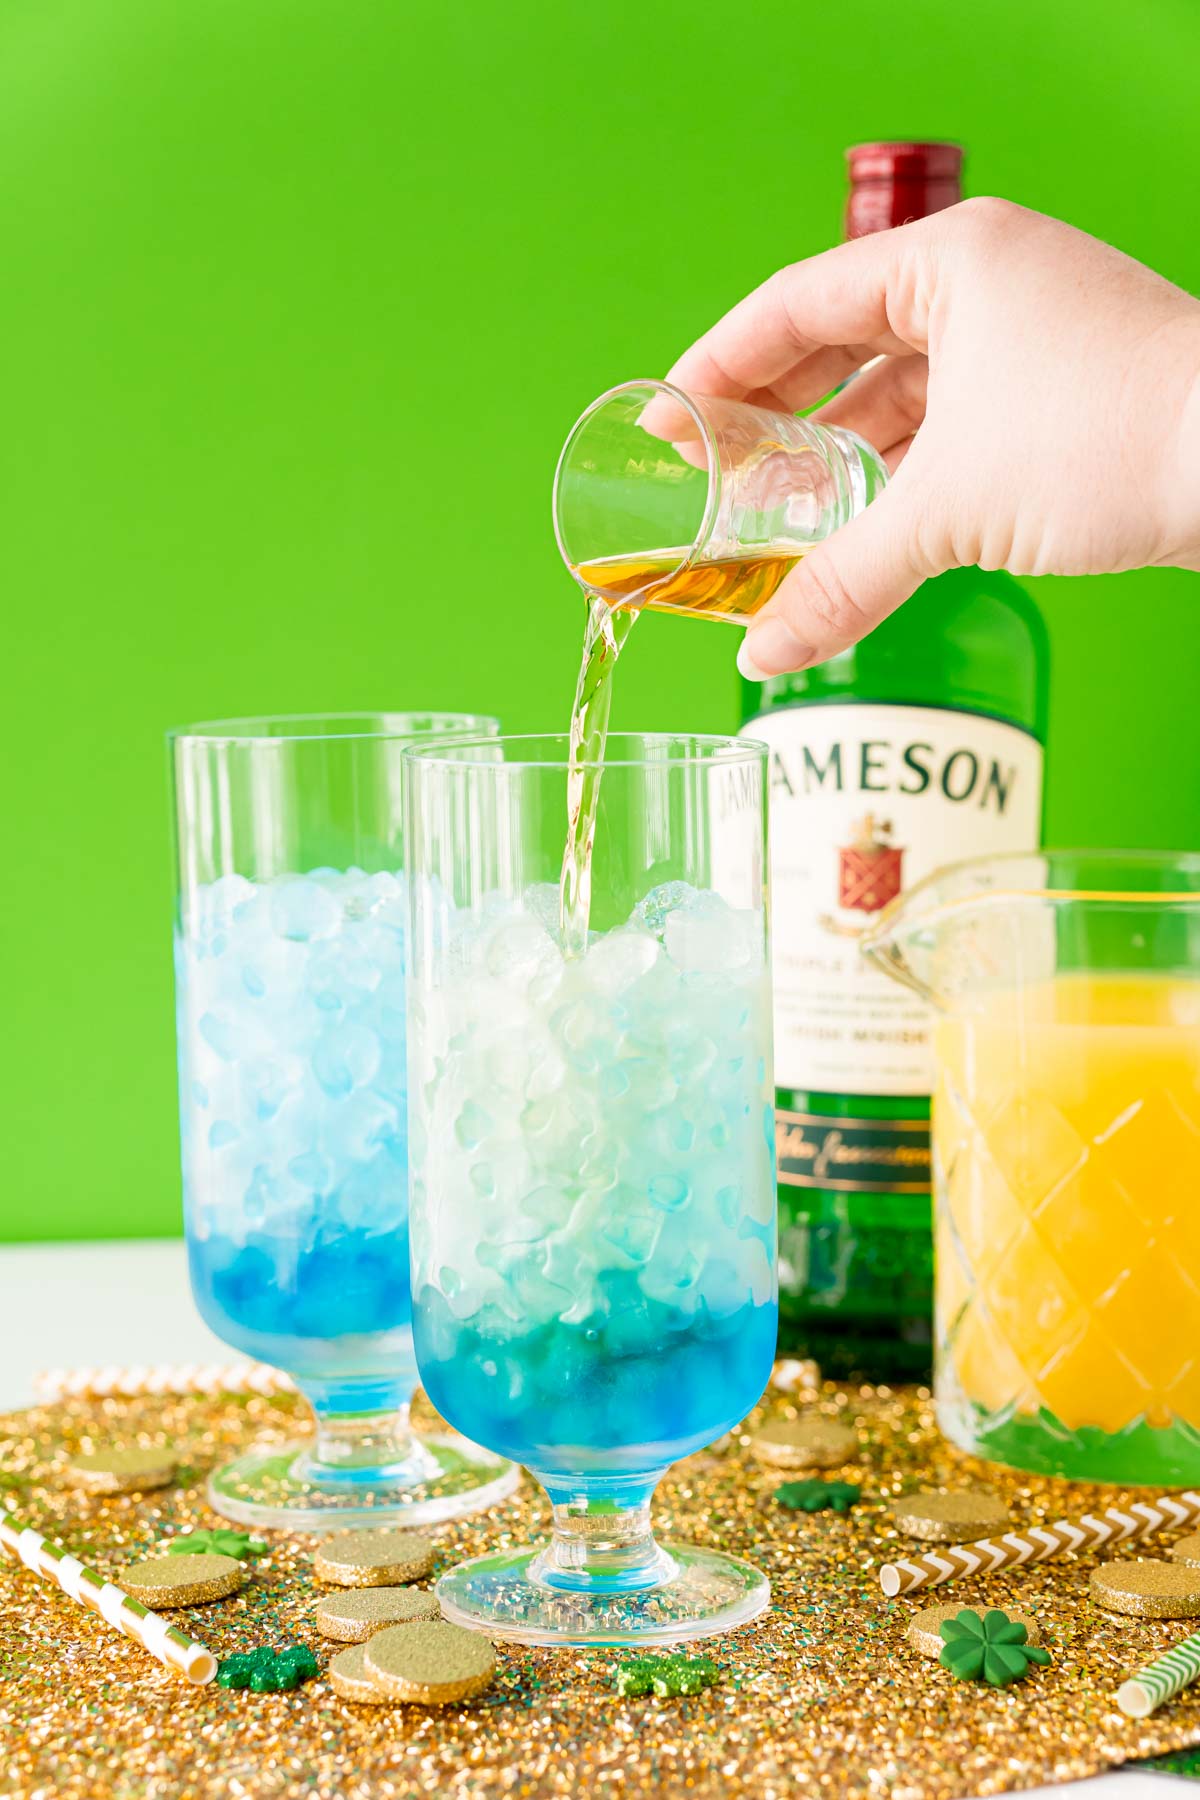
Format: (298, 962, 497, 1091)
(741, 141, 1049, 1379)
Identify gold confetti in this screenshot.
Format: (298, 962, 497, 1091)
(121, 1552, 246, 1607)
(65, 1448, 176, 1494)
(1170, 1533, 1200, 1567)
(906, 1602, 1041, 1659)
(1091, 1560, 1200, 1619)
(363, 1620, 496, 1705)
(314, 1529, 436, 1587)
(325, 1643, 395, 1704)
(890, 1490, 1011, 1543)
(8, 1384, 1200, 1798)
(315, 1586, 441, 1642)
(750, 1416, 858, 1470)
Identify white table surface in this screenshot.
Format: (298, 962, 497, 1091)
(0, 1239, 1190, 1799)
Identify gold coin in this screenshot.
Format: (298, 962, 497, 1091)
(316, 1586, 441, 1642)
(906, 1602, 1041, 1659)
(1169, 1533, 1200, 1568)
(120, 1553, 245, 1607)
(1090, 1559, 1200, 1618)
(66, 1448, 177, 1494)
(314, 1530, 437, 1588)
(326, 1644, 395, 1704)
(363, 1620, 496, 1705)
(890, 1491, 1010, 1543)
(750, 1418, 859, 1470)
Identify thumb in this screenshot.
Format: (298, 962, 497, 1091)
(736, 480, 941, 679)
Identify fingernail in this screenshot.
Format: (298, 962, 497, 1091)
(737, 619, 815, 680)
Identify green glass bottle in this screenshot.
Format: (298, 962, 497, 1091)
(740, 143, 1050, 1379)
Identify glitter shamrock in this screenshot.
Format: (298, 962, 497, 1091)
(615, 1653, 721, 1697)
(166, 1529, 268, 1559)
(217, 1644, 319, 1692)
(775, 1479, 861, 1514)
(938, 1608, 1052, 1686)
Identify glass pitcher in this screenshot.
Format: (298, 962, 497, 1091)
(862, 850, 1200, 1485)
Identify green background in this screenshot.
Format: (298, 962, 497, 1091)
(2, 0, 1197, 1243)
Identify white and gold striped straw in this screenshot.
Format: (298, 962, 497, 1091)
(879, 1490, 1200, 1597)
(1118, 1628, 1200, 1718)
(34, 1361, 296, 1402)
(0, 1513, 216, 1684)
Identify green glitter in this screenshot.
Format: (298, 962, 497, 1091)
(775, 1479, 860, 1514)
(615, 1654, 721, 1698)
(217, 1646, 319, 1693)
(938, 1609, 1052, 1687)
(165, 1529, 268, 1559)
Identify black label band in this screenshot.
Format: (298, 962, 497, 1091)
(776, 1108, 931, 1195)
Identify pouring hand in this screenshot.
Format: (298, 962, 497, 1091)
(664, 199, 1200, 677)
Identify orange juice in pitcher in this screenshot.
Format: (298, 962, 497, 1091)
(864, 852, 1200, 1483)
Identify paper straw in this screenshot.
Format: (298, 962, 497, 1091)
(1117, 1629, 1200, 1718)
(0, 1513, 216, 1684)
(34, 1361, 296, 1402)
(879, 1490, 1200, 1597)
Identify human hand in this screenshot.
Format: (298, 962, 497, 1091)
(664, 199, 1200, 677)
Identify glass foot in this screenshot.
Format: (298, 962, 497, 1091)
(208, 1431, 520, 1531)
(436, 1541, 770, 1646)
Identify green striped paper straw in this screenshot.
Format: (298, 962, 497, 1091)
(0, 1511, 216, 1683)
(1117, 1628, 1200, 1719)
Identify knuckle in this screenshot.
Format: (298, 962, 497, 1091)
(947, 194, 1025, 241)
(793, 558, 869, 640)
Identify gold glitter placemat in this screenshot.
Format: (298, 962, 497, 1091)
(3, 1384, 1200, 1800)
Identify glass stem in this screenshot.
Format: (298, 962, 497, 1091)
(296, 1383, 438, 1487)
(529, 1473, 677, 1593)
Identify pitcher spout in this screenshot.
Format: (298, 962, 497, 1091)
(859, 850, 1057, 1013)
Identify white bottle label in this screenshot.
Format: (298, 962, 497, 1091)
(743, 703, 1044, 1097)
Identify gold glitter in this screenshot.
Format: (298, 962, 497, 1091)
(65, 1447, 176, 1493)
(316, 1586, 441, 1642)
(1091, 1559, 1200, 1618)
(1171, 1533, 1200, 1567)
(906, 1602, 1041, 1658)
(363, 1620, 496, 1704)
(890, 1490, 1011, 1543)
(749, 1416, 858, 1469)
(314, 1529, 436, 1587)
(325, 1643, 394, 1704)
(121, 1552, 247, 1607)
(6, 1384, 1200, 1798)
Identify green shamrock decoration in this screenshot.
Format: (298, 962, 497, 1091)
(775, 1479, 860, 1514)
(938, 1609, 1052, 1687)
(217, 1644, 319, 1692)
(615, 1653, 720, 1698)
(166, 1529, 268, 1559)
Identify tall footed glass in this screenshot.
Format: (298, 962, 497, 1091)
(171, 713, 519, 1529)
(404, 733, 778, 1644)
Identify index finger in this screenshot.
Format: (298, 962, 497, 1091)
(665, 228, 933, 408)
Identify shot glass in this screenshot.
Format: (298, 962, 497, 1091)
(404, 732, 778, 1644)
(171, 712, 520, 1529)
(551, 379, 887, 622)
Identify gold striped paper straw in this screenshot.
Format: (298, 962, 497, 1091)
(1117, 1628, 1200, 1718)
(879, 1490, 1200, 1597)
(0, 1513, 216, 1684)
(34, 1361, 296, 1402)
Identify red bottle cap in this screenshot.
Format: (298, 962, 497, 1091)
(845, 140, 964, 239)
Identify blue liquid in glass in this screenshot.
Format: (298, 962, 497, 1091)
(177, 869, 416, 1410)
(410, 882, 779, 1482)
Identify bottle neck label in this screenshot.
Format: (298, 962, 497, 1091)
(741, 701, 1043, 1097)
